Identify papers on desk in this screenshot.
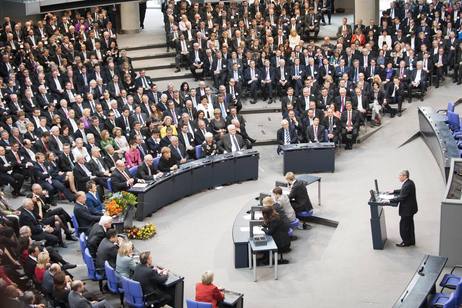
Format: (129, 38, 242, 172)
(239, 226, 264, 235)
(243, 212, 262, 220)
(379, 193, 395, 200)
(133, 183, 148, 188)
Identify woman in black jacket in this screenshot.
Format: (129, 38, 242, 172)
(261, 205, 291, 264)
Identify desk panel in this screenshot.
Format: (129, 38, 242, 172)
(133, 150, 259, 220)
(282, 143, 335, 174)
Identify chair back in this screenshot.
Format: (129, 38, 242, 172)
(79, 233, 87, 257)
(195, 145, 203, 159)
(104, 261, 120, 294)
(452, 279, 462, 306)
(71, 215, 80, 235)
(447, 111, 460, 131)
(448, 102, 455, 113)
(121, 276, 144, 308)
(107, 178, 113, 192)
(186, 299, 213, 308)
(153, 157, 160, 169)
(443, 292, 457, 308)
(83, 248, 97, 280)
(129, 166, 138, 177)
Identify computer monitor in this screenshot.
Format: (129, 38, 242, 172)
(374, 179, 379, 193)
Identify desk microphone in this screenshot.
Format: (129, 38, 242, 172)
(418, 266, 425, 276)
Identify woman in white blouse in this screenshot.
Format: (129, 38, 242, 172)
(113, 127, 129, 153)
(378, 30, 392, 50)
(288, 29, 301, 50)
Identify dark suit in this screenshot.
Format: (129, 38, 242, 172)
(96, 238, 118, 273)
(111, 168, 136, 192)
(306, 124, 326, 142)
(87, 223, 106, 258)
(19, 208, 61, 246)
(340, 109, 360, 149)
(221, 133, 246, 153)
(391, 179, 418, 245)
(136, 162, 158, 180)
(132, 264, 171, 304)
(73, 202, 102, 234)
(288, 180, 313, 213)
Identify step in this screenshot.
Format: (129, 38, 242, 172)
(124, 43, 167, 51)
(144, 68, 193, 82)
(132, 58, 176, 70)
(128, 47, 175, 60)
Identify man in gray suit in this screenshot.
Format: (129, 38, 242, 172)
(96, 229, 120, 274)
(221, 124, 246, 153)
(68, 280, 113, 308)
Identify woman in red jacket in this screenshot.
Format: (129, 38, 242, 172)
(34, 251, 49, 283)
(195, 271, 224, 308)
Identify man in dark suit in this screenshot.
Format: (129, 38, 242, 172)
(387, 170, 418, 247)
(111, 160, 139, 192)
(19, 198, 63, 247)
(190, 42, 205, 81)
(132, 251, 171, 306)
(95, 229, 119, 273)
(136, 154, 161, 181)
(285, 172, 313, 220)
(260, 60, 275, 103)
(244, 60, 260, 104)
(221, 124, 246, 153)
(322, 108, 341, 143)
(276, 119, 298, 154)
(73, 192, 103, 234)
(87, 215, 112, 257)
(340, 101, 360, 150)
(433, 47, 448, 88)
(306, 118, 326, 143)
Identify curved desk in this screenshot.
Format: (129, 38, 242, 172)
(130, 150, 260, 220)
(418, 107, 459, 180)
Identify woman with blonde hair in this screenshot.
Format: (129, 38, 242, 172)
(195, 271, 224, 308)
(113, 127, 129, 153)
(116, 240, 137, 278)
(288, 29, 300, 50)
(34, 251, 50, 283)
(160, 116, 178, 138)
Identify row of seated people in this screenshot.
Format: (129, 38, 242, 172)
(164, 0, 462, 105)
(275, 71, 406, 150)
(0, 190, 232, 308)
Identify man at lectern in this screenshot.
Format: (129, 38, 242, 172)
(386, 170, 418, 247)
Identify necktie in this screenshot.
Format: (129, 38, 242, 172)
(231, 135, 240, 151)
(121, 170, 130, 181)
(147, 163, 152, 176)
(172, 109, 178, 124)
(284, 129, 290, 144)
(347, 111, 352, 127)
(67, 155, 74, 168)
(314, 126, 318, 141)
(176, 147, 183, 159)
(95, 158, 104, 172)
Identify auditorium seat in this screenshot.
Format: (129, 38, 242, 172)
(195, 145, 203, 159)
(296, 210, 314, 219)
(440, 266, 462, 291)
(78, 232, 87, 259)
(153, 157, 160, 170)
(107, 178, 113, 192)
(186, 299, 213, 308)
(121, 276, 165, 308)
(129, 166, 139, 177)
(83, 248, 104, 292)
(430, 279, 462, 307)
(71, 215, 81, 236)
(104, 261, 124, 305)
(289, 218, 301, 229)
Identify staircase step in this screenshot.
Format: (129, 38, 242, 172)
(128, 47, 175, 60)
(132, 58, 176, 70)
(144, 68, 193, 82)
(125, 43, 167, 51)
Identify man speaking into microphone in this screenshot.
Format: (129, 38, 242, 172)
(386, 170, 418, 247)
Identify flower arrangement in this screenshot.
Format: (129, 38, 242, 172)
(104, 191, 138, 216)
(105, 199, 123, 216)
(124, 224, 156, 240)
